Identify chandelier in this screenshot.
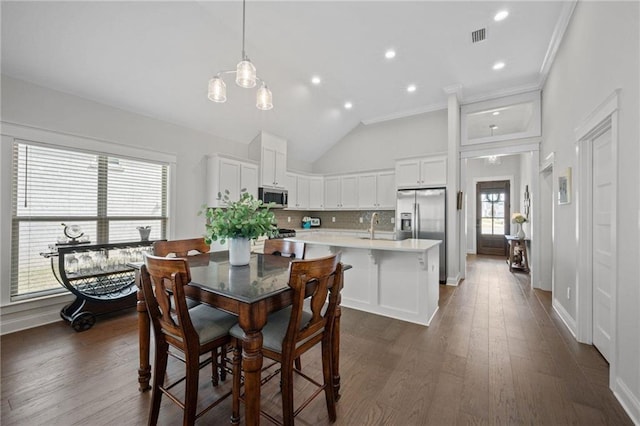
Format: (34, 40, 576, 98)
(207, 0, 273, 110)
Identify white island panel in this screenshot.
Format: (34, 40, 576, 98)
(287, 234, 441, 326)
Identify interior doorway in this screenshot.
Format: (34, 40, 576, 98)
(476, 180, 510, 256)
(539, 158, 554, 292)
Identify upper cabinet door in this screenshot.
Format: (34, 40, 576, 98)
(296, 176, 310, 209)
(357, 174, 377, 209)
(376, 171, 396, 209)
(285, 173, 298, 208)
(340, 176, 358, 209)
(274, 150, 287, 188)
(420, 156, 447, 187)
(395, 159, 421, 188)
(324, 177, 340, 209)
(308, 177, 324, 209)
(240, 162, 259, 198)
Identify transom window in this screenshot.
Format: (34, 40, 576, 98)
(10, 141, 169, 300)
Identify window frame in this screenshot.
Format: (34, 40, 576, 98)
(1, 124, 177, 305)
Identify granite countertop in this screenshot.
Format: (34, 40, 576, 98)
(285, 234, 441, 253)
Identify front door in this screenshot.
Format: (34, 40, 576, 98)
(592, 127, 613, 362)
(476, 180, 510, 256)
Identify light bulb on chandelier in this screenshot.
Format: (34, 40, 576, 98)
(207, 0, 272, 110)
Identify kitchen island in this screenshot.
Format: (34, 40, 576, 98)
(285, 234, 442, 326)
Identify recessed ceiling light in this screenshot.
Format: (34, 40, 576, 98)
(492, 111, 500, 116)
(407, 84, 417, 93)
(493, 61, 505, 70)
(494, 10, 509, 22)
(311, 76, 321, 85)
(344, 101, 353, 110)
(385, 49, 396, 59)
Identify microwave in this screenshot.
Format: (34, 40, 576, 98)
(258, 187, 288, 208)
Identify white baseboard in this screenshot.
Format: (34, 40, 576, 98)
(1, 294, 73, 335)
(446, 273, 461, 286)
(552, 298, 577, 338)
(614, 378, 640, 426)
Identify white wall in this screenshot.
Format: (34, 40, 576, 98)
(313, 109, 447, 174)
(0, 75, 252, 333)
(465, 154, 523, 253)
(541, 1, 639, 421)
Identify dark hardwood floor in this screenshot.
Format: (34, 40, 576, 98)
(1, 255, 632, 425)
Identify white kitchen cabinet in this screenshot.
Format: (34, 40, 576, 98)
(324, 175, 358, 209)
(308, 177, 324, 209)
(207, 155, 259, 207)
(356, 171, 395, 209)
(324, 177, 340, 209)
(285, 173, 310, 210)
(395, 155, 447, 188)
(376, 171, 396, 208)
(249, 131, 287, 189)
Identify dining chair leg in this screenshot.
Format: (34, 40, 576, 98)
(149, 342, 169, 426)
(294, 356, 302, 371)
(184, 352, 200, 426)
(220, 344, 228, 382)
(211, 349, 219, 386)
(231, 344, 242, 425)
(281, 361, 295, 426)
(321, 340, 337, 422)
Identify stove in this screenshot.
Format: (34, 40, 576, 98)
(270, 228, 297, 239)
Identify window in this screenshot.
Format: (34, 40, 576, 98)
(480, 192, 506, 235)
(11, 141, 168, 300)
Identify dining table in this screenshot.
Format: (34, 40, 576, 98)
(131, 251, 345, 426)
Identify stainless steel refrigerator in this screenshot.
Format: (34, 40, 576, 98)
(396, 188, 446, 283)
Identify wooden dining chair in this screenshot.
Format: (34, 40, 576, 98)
(263, 239, 306, 371)
(230, 253, 344, 426)
(141, 254, 237, 426)
(153, 237, 234, 382)
(153, 238, 210, 257)
(263, 239, 306, 259)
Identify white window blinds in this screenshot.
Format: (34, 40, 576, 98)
(11, 140, 168, 300)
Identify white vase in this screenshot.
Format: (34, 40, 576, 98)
(517, 224, 526, 239)
(228, 237, 251, 266)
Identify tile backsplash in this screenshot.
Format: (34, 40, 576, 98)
(272, 210, 395, 231)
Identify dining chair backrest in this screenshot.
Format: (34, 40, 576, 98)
(141, 254, 198, 350)
(284, 253, 343, 358)
(263, 239, 306, 259)
(153, 238, 210, 258)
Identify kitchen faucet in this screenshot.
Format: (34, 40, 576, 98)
(369, 212, 379, 240)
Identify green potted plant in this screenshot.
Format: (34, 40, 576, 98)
(200, 189, 277, 266)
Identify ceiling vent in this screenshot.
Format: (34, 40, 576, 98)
(472, 28, 486, 43)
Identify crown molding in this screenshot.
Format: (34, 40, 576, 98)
(460, 83, 541, 106)
(538, 0, 578, 88)
(361, 102, 447, 125)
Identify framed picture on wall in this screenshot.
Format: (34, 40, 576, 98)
(558, 167, 572, 205)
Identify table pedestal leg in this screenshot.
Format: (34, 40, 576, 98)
(137, 284, 151, 392)
(242, 329, 263, 426)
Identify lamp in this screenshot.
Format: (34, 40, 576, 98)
(207, 0, 273, 110)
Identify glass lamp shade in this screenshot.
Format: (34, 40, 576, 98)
(256, 83, 273, 110)
(208, 77, 227, 103)
(236, 59, 257, 88)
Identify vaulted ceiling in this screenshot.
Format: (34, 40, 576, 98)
(1, 1, 573, 163)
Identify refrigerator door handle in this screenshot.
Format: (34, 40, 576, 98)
(415, 202, 420, 237)
(411, 203, 418, 238)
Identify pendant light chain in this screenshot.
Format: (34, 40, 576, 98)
(241, 0, 247, 60)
